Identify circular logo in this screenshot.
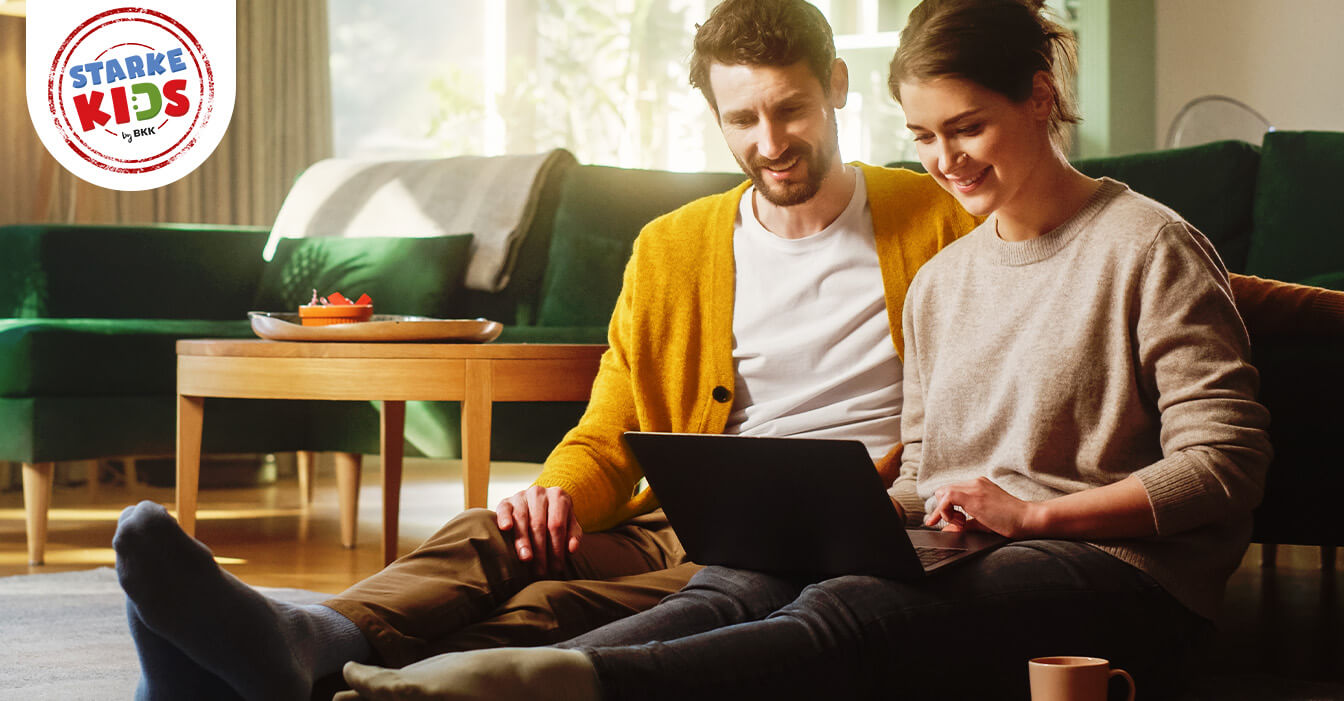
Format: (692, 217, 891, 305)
(47, 7, 214, 175)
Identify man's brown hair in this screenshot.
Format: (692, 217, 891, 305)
(689, 0, 836, 113)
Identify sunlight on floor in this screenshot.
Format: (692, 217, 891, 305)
(0, 507, 308, 522)
(0, 547, 246, 567)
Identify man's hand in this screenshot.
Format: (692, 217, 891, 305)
(495, 485, 583, 575)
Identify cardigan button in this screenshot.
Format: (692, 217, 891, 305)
(712, 386, 731, 403)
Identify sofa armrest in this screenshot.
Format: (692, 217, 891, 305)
(1232, 274, 1344, 340)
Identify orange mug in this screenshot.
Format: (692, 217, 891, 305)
(1028, 656, 1135, 701)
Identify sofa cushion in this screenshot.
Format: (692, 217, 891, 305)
(0, 395, 317, 463)
(0, 319, 254, 397)
(537, 165, 746, 327)
(254, 235, 474, 316)
(496, 325, 609, 344)
(1245, 131, 1344, 282)
(1072, 140, 1260, 273)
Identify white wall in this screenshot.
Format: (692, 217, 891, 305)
(1155, 0, 1344, 146)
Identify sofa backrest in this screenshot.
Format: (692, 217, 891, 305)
(890, 139, 1261, 274)
(534, 164, 746, 328)
(0, 224, 270, 320)
(522, 139, 1272, 332)
(1073, 140, 1260, 274)
(1245, 131, 1344, 288)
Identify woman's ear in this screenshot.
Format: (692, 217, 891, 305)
(829, 58, 849, 109)
(1030, 71, 1054, 120)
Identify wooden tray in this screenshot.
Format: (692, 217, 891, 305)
(249, 312, 503, 343)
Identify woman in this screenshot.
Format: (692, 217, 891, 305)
(335, 1, 1271, 698)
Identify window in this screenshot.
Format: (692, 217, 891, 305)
(330, 1, 925, 170)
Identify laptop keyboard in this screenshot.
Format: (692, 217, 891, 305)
(915, 546, 966, 567)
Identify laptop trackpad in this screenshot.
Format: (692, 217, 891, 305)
(906, 528, 1006, 571)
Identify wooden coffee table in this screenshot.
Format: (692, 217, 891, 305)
(175, 340, 606, 564)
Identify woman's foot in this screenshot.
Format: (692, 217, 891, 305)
(340, 647, 599, 701)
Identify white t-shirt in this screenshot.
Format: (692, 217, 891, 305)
(724, 166, 903, 459)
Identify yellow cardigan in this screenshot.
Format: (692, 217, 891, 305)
(534, 164, 977, 531)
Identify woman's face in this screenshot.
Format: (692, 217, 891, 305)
(898, 75, 1052, 218)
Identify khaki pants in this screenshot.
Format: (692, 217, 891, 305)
(323, 508, 699, 666)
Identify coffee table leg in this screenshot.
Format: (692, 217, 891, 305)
(380, 400, 406, 565)
(462, 359, 494, 510)
(335, 453, 361, 549)
(176, 394, 204, 536)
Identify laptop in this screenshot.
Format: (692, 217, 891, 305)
(623, 432, 1006, 580)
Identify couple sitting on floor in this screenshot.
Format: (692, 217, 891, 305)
(114, 0, 1313, 698)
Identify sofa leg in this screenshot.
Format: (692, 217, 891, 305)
(1260, 542, 1278, 569)
(297, 451, 316, 507)
(335, 452, 362, 549)
(21, 462, 55, 566)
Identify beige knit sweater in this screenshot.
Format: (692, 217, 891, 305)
(890, 179, 1272, 621)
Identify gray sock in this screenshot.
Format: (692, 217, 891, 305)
(296, 602, 372, 677)
(125, 599, 242, 701)
(114, 501, 371, 700)
(343, 647, 601, 701)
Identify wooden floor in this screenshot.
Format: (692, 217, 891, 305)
(0, 455, 542, 592)
(2, 456, 1340, 689)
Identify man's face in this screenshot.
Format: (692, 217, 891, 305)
(709, 60, 842, 207)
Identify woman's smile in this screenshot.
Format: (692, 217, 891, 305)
(945, 165, 990, 193)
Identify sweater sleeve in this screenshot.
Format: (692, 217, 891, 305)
(533, 238, 648, 531)
(1131, 224, 1273, 536)
(889, 278, 928, 526)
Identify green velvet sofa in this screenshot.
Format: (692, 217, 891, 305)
(5, 131, 1342, 568)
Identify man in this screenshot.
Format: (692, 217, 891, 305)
(108, 0, 1312, 698)
(114, 1, 969, 697)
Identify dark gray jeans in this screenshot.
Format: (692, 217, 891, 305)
(559, 540, 1211, 701)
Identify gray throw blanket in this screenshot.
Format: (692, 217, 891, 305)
(266, 148, 576, 292)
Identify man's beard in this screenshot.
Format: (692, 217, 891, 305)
(735, 109, 840, 207)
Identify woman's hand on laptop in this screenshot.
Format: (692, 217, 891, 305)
(496, 486, 584, 576)
(925, 477, 1033, 537)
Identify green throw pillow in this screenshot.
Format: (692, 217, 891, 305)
(254, 235, 474, 317)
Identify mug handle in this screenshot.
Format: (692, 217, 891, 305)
(1110, 668, 1136, 701)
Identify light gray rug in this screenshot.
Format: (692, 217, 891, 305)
(3, 568, 1338, 700)
(0, 567, 327, 700)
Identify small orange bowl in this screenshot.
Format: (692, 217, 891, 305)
(298, 304, 373, 326)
